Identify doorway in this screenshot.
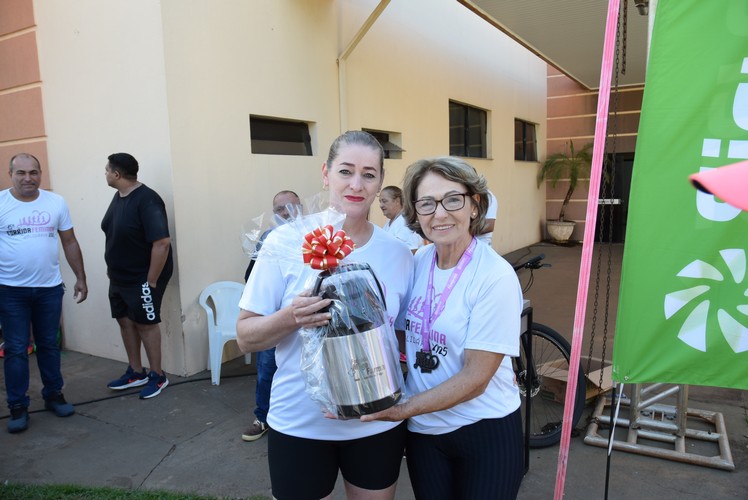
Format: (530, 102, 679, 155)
(595, 152, 634, 243)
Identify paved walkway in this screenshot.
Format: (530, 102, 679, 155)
(1, 243, 746, 499)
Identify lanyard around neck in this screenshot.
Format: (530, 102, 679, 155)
(421, 237, 477, 352)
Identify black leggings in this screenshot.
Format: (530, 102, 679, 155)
(406, 409, 524, 500)
(268, 422, 406, 500)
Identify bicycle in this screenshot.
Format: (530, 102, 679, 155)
(512, 253, 586, 450)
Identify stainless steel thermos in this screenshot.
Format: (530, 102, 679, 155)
(312, 263, 402, 417)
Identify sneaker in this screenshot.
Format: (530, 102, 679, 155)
(241, 418, 269, 442)
(7, 406, 29, 433)
(139, 371, 169, 399)
(107, 366, 148, 390)
(44, 392, 75, 417)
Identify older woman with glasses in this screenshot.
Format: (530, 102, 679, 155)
(362, 156, 524, 499)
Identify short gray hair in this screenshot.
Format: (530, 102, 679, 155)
(9, 153, 41, 172)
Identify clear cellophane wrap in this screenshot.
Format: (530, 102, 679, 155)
(300, 263, 405, 419)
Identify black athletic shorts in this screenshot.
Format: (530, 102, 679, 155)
(108, 281, 167, 325)
(268, 421, 406, 500)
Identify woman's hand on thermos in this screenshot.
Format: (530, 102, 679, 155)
(290, 290, 332, 328)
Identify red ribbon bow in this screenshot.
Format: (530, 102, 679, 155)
(302, 225, 355, 270)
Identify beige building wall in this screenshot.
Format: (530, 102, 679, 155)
(25, 0, 547, 376)
(344, 0, 547, 253)
(158, 0, 343, 374)
(32, 0, 182, 369)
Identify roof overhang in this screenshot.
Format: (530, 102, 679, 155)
(458, 0, 650, 90)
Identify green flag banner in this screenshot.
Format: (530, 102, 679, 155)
(613, 0, 748, 389)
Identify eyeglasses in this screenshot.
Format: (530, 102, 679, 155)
(413, 193, 469, 216)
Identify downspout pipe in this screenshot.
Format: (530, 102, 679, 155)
(337, 0, 391, 133)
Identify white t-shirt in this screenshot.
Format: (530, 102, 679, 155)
(476, 190, 498, 246)
(0, 189, 73, 287)
(239, 220, 414, 440)
(383, 213, 424, 251)
(404, 240, 522, 435)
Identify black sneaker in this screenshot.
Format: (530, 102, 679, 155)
(139, 371, 169, 399)
(44, 392, 75, 417)
(107, 366, 148, 390)
(7, 406, 29, 433)
(241, 418, 269, 442)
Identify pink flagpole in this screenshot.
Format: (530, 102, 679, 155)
(553, 0, 620, 498)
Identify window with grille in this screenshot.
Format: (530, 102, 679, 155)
(514, 118, 537, 161)
(250, 116, 312, 156)
(363, 129, 404, 160)
(449, 101, 487, 158)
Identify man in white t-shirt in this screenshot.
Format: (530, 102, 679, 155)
(476, 190, 498, 247)
(0, 153, 88, 433)
(242, 190, 302, 442)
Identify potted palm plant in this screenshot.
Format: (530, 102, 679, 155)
(537, 140, 593, 243)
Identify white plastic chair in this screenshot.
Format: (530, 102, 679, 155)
(198, 281, 247, 385)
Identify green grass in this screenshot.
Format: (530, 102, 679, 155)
(0, 483, 269, 500)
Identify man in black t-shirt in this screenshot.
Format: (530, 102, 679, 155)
(101, 153, 173, 399)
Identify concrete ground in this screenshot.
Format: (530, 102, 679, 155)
(1, 242, 746, 499)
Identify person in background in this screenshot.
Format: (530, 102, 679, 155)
(102, 153, 173, 400)
(236, 131, 413, 500)
(379, 185, 424, 253)
(0, 153, 88, 433)
(476, 189, 497, 247)
(242, 190, 302, 442)
(362, 156, 524, 499)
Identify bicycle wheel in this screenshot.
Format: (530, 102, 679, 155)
(515, 323, 586, 448)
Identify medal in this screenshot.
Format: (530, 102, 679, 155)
(414, 350, 440, 373)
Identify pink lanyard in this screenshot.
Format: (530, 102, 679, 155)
(421, 237, 477, 352)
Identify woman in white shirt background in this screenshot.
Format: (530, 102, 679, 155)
(379, 185, 424, 253)
(476, 190, 498, 247)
